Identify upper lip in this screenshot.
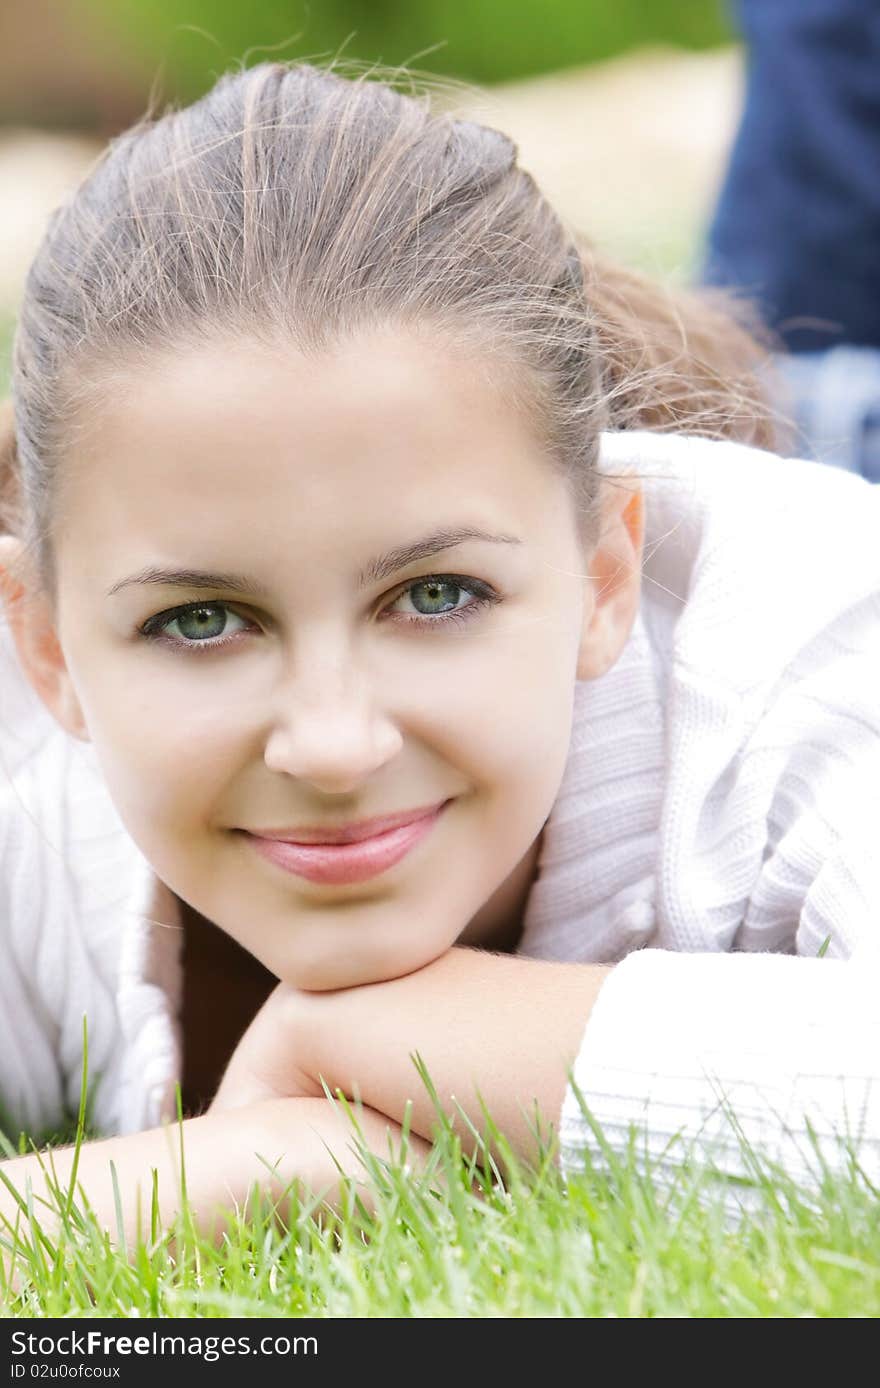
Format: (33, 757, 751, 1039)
(247, 800, 448, 845)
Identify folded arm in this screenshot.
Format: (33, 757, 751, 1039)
(211, 947, 610, 1164)
(0, 948, 606, 1277)
(0, 1097, 430, 1283)
(212, 932, 880, 1192)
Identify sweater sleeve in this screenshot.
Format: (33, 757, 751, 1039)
(0, 711, 124, 1141)
(555, 442, 880, 1195)
(559, 706, 880, 1188)
(559, 813, 880, 1192)
(560, 949, 880, 1191)
(0, 617, 182, 1141)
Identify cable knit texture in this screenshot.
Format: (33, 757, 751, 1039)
(522, 432, 880, 1187)
(1, 431, 879, 1188)
(0, 632, 181, 1138)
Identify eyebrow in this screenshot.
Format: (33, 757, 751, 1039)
(105, 526, 523, 598)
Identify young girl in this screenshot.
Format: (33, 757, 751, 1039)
(1, 60, 879, 1249)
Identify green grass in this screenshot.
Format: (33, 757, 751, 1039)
(2, 1077, 879, 1318)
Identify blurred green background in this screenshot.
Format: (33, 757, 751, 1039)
(3, 1, 730, 128)
(0, 0, 738, 392)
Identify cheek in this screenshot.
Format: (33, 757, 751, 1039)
(416, 621, 579, 817)
(451, 593, 580, 734)
(82, 678, 240, 853)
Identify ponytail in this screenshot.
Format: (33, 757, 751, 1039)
(579, 241, 783, 451)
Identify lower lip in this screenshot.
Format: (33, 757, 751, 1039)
(245, 803, 448, 885)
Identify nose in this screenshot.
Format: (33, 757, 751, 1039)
(263, 659, 403, 793)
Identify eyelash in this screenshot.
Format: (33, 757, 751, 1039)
(136, 575, 502, 654)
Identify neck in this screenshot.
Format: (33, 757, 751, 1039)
(456, 825, 545, 954)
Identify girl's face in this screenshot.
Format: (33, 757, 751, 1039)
(5, 329, 642, 989)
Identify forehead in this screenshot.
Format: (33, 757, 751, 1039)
(56, 328, 572, 575)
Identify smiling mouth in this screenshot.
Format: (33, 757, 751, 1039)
(242, 801, 450, 886)
(246, 799, 449, 845)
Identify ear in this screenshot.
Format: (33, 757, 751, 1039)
(0, 534, 90, 741)
(576, 479, 643, 681)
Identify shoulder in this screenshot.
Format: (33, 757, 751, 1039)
(0, 610, 58, 778)
(600, 429, 880, 547)
(600, 430, 880, 696)
(0, 611, 181, 1135)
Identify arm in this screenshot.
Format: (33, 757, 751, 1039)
(559, 946, 880, 1188)
(0, 1098, 430, 1272)
(213, 875, 880, 1195)
(212, 947, 610, 1165)
(563, 798, 880, 1187)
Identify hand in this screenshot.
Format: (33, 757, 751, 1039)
(209, 996, 437, 1216)
(212, 947, 609, 1167)
(209, 980, 324, 1113)
(0, 1094, 432, 1273)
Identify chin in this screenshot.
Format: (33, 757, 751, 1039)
(276, 952, 382, 993)
(284, 943, 447, 994)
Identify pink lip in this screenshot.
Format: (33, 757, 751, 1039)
(245, 802, 448, 885)
(248, 800, 448, 845)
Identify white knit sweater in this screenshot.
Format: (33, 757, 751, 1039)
(1, 431, 879, 1191)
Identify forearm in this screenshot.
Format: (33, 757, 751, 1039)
(0, 1098, 426, 1271)
(292, 948, 608, 1163)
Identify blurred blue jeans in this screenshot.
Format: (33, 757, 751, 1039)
(775, 346, 880, 482)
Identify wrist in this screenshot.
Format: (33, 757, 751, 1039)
(290, 981, 346, 1098)
(209, 985, 328, 1113)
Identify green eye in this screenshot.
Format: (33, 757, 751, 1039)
(139, 601, 252, 651)
(404, 579, 464, 615)
(138, 574, 502, 653)
(172, 605, 233, 641)
(385, 574, 500, 629)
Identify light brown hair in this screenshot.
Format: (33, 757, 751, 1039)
(0, 60, 777, 602)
